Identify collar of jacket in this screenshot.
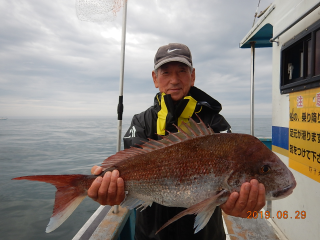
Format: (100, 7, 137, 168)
(153, 86, 222, 135)
(188, 86, 222, 113)
(154, 92, 196, 135)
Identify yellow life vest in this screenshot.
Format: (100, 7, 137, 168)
(156, 92, 197, 135)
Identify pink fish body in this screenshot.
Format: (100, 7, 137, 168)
(13, 117, 296, 234)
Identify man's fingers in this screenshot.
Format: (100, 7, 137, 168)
(116, 178, 125, 204)
(88, 169, 125, 206)
(107, 170, 119, 205)
(220, 192, 239, 214)
(97, 171, 112, 205)
(245, 179, 259, 210)
(253, 183, 266, 211)
(221, 182, 250, 217)
(221, 181, 266, 218)
(88, 176, 102, 200)
(91, 165, 103, 175)
(233, 182, 251, 213)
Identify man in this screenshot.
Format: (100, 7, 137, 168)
(88, 43, 266, 240)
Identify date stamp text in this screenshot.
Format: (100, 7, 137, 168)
(247, 211, 306, 219)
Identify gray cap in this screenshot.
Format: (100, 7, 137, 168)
(154, 43, 193, 70)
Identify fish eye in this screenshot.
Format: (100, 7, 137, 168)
(260, 165, 271, 174)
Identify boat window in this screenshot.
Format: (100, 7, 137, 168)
(280, 19, 320, 94)
(282, 40, 305, 83)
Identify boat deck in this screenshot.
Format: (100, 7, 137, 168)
(73, 206, 286, 240)
(222, 211, 285, 240)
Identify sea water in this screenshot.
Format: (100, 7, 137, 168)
(0, 117, 271, 240)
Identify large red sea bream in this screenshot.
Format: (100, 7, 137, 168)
(13, 117, 296, 234)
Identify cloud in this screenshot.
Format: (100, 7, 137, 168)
(0, 0, 274, 118)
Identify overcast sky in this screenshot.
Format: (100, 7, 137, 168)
(0, 0, 274, 118)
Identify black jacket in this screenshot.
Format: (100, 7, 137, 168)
(123, 86, 231, 240)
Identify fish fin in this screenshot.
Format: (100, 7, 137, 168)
(12, 174, 90, 233)
(156, 190, 229, 235)
(101, 116, 214, 169)
(120, 195, 153, 211)
(179, 116, 207, 137)
(46, 193, 87, 233)
(136, 201, 153, 211)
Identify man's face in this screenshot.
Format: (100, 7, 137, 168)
(152, 62, 195, 102)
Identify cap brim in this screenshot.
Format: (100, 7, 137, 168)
(154, 57, 192, 70)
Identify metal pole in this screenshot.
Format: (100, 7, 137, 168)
(250, 42, 272, 216)
(114, 0, 128, 214)
(250, 42, 255, 136)
(252, 0, 261, 27)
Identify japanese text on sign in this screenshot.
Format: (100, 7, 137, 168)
(289, 129, 320, 143)
(289, 89, 320, 183)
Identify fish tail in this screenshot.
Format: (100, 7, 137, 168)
(12, 174, 95, 233)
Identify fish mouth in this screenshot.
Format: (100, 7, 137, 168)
(271, 180, 297, 199)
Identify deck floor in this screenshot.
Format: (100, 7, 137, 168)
(223, 212, 281, 240)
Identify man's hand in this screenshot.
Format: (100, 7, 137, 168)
(220, 179, 265, 218)
(87, 166, 125, 206)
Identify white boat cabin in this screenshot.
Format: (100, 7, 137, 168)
(240, 0, 320, 239)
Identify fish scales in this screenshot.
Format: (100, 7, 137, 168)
(113, 134, 232, 207)
(12, 116, 296, 234)
(116, 134, 234, 180)
(112, 133, 269, 209)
